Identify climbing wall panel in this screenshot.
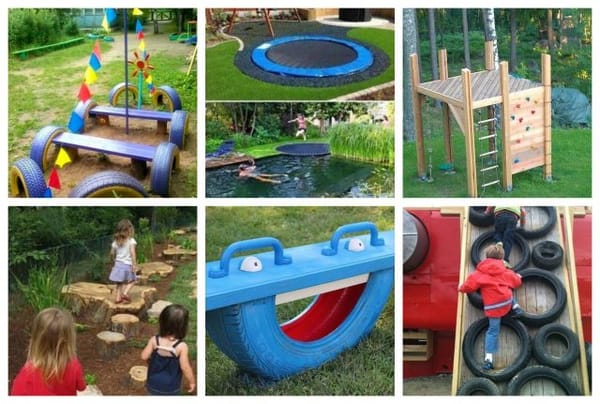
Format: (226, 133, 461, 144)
(508, 87, 545, 174)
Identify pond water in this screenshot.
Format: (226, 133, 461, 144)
(205, 154, 377, 198)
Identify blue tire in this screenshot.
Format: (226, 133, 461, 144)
(108, 82, 138, 107)
(69, 171, 149, 197)
(150, 142, 179, 196)
(30, 125, 66, 171)
(206, 268, 394, 380)
(152, 85, 182, 111)
(9, 157, 49, 197)
(168, 110, 188, 150)
(73, 100, 98, 133)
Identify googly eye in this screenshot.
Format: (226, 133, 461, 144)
(240, 256, 263, 272)
(347, 238, 365, 252)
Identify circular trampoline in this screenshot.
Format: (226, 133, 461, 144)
(276, 143, 331, 156)
(252, 35, 374, 78)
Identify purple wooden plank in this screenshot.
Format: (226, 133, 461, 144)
(89, 106, 173, 122)
(53, 132, 155, 161)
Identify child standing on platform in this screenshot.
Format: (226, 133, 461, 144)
(108, 218, 137, 304)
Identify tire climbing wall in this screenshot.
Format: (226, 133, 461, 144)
(452, 207, 589, 395)
(508, 87, 546, 175)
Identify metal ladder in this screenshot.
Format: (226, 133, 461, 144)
(476, 114, 501, 193)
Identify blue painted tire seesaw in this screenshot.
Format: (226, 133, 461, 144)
(206, 222, 394, 380)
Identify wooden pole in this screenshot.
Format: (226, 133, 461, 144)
(542, 53, 552, 180)
(484, 41, 494, 71)
(461, 68, 477, 197)
(499, 61, 512, 191)
(410, 54, 426, 178)
(439, 49, 453, 167)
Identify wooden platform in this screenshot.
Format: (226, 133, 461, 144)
(417, 70, 541, 109)
(205, 153, 252, 169)
(452, 207, 589, 395)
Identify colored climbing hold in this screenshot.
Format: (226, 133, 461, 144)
(516, 139, 521, 143)
(514, 158, 520, 163)
(531, 110, 536, 114)
(511, 115, 516, 120)
(526, 96, 531, 102)
(526, 126, 531, 131)
(516, 104, 521, 108)
(519, 117, 523, 123)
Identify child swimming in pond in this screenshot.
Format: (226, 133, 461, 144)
(238, 159, 288, 184)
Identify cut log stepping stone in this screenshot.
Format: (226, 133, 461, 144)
(129, 365, 147, 389)
(163, 245, 197, 260)
(137, 262, 174, 278)
(147, 300, 173, 319)
(96, 330, 126, 359)
(111, 313, 140, 338)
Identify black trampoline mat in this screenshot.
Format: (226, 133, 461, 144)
(266, 40, 358, 68)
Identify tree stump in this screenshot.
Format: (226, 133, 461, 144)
(96, 331, 126, 359)
(129, 365, 147, 389)
(111, 313, 140, 338)
(147, 300, 173, 319)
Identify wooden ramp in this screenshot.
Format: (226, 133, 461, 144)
(451, 207, 589, 395)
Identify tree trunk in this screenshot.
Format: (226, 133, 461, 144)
(403, 8, 418, 141)
(462, 9, 471, 69)
(482, 8, 499, 69)
(547, 9, 555, 50)
(428, 9, 439, 82)
(509, 9, 517, 72)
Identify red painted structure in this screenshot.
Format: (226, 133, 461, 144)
(403, 208, 591, 378)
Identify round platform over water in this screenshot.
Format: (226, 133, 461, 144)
(276, 143, 331, 156)
(252, 35, 374, 78)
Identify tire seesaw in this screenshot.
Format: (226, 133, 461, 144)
(206, 222, 395, 380)
(9, 125, 179, 197)
(73, 93, 189, 150)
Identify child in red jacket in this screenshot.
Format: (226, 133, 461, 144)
(458, 243, 523, 370)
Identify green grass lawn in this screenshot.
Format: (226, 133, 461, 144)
(205, 207, 394, 395)
(403, 126, 591, 197)
(206, 28, 394, 100)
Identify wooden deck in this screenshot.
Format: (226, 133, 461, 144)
(417, 70, 541, 109)
(452, 207, 589, 395)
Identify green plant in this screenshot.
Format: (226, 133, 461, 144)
(75, 323, 91, 332)
(180, 238, 195, 250)
(84, 373, 97, 385)
(136, 218, 154, 264)
(148, 317, 159, 325)
(12, 259, 68, 313)
(329, 123, 394, 164)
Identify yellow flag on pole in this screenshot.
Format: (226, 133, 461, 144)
(84, 66, 97, 84)
(55, 148, 72, 168)
(101, 15, 110, 32)
(139, 39, 146, 52)
(133, 8, 143, 16)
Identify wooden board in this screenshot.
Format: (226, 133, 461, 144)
(452, 207, 586, 395)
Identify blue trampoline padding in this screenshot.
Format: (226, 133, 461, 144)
(206, 230, 394, 310)
(276, 142, 330, 156)
(252, 35, 374, 78)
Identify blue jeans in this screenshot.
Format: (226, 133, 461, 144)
(494, 212, 518, 261)
(485, 317, 501, 354)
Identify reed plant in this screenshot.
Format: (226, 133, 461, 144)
(329, 123, 394, 165)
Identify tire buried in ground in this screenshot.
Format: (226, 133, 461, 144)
(507, 366, 581, 395)
(68, 171, 149, 197)
(470, 231, 530, 272)
(9, 157, 49, 197)
(462, 317, 531, 382)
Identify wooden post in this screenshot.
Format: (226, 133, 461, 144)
(461, 69, 477, 197)
(410, 54, 426, 178)
(542, 53, 552, 180)
(439, 49, 453, 168)
(499, 61, 512, 191)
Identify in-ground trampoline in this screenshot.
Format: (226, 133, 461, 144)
(276, 142, 331, 156)
(252, 35, 373, 78)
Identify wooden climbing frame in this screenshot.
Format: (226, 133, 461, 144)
(410, 41, 552, 197)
